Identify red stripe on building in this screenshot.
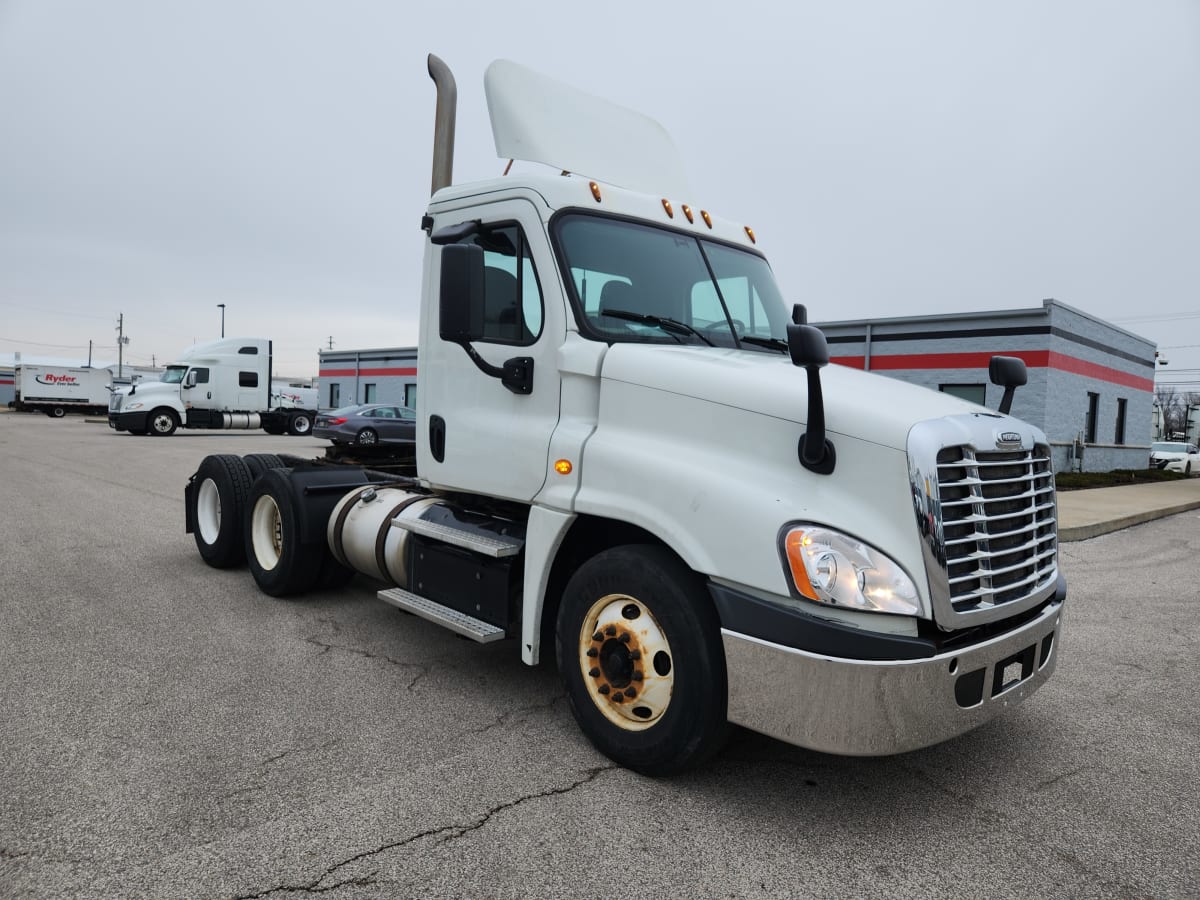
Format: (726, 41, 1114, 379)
(830, 350, 1152, 392)
(318, 367, 417, 378)
(0, 379, 13, 385)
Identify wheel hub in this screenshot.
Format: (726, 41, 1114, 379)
(579, 594, 673, 730)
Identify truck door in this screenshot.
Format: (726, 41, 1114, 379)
(419, 198, 563, 502)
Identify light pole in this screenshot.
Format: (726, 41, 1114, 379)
(217, 303, 226, 338)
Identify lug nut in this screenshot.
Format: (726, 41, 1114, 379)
(630, 650, 641, 660)
(589, 667, 600, 678)
(605, 624, 617, 636)
(586, 647, 598, 657)
(633, 671, 643, 681)
(598, 684, 610, 695)
(625, 687, 637, 698)
(612, 692, 624, 702)
(618, 633, 631, 643)
(592, 632, 603, 642)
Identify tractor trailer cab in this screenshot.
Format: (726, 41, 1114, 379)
(109, 338, 315, 436)
(183, 57, 1065, 774)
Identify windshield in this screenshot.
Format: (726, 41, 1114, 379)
(161, 366, 188, 384)
(554, 214, 791, 351)
(1151, 442, 1188, 453)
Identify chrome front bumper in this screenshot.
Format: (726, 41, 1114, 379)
(723, 597, 1063, 756)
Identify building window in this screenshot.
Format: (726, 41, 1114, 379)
(940, 384, 986, 405)
(404, 383, 417, 409)
(1085, 392, 1099, 443)
(363, 383, 377, 403)
(239, 371, 258, 388)
(1114, 398, 1127, 445)
(329, 383, 340, 408)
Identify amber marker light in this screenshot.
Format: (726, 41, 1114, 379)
(589, 181, 603, 202)
(784, 529, 819, 601)
(744, 225, 756, 244)
(661, 198, 674, 218)
(554, 459, 574, 475)
(700, 210, 713, 229)
(681, 204, 694, 223)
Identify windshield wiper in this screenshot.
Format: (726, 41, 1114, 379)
(600, 308, 714, 346)
(739, 335, 789, 353)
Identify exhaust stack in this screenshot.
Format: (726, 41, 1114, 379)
(427, 53, 457, 196)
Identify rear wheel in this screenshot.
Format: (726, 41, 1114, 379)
(243, 453, 285, 481)
(188, 454, 254, 568)
(355, 428, 378, 446)
(148, 408, 178, 436)
(49, 406, 66, 418)
(556, 545, 728, 775)
(288, 412, 313, 436)
(244, 468, 324, 597)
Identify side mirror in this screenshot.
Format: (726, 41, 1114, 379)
(989, 355, 1027, 415)
(184, 371, 197, 389)
(787, 305, 835, 475)
(439, 243, 485, 343)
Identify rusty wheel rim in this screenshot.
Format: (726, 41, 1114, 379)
(578, 593, 674, 731)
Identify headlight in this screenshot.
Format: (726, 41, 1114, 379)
(124, 402, 144, 411)
(781, 525, 920, 616)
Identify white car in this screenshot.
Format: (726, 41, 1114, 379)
(1149, 441, 1200, 475)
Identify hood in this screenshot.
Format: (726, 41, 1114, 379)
(600, 344, 992, 451)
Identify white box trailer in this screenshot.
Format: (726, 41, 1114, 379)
(15, 365, 112, 417)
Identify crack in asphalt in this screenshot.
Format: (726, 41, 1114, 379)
(303, 636, 430, 690)
(227, 766, 616, 900)
(452, 693, 566, 741)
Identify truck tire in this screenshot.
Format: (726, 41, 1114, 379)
(243, 453, 285, 482)
(189, 454, 254, 568)
(288, 412, 313, 436)
(148, 408, 179, 436)
(355, 427, 378, 446)
(49, 406, 66, 418)
(556, 545, 729, 776)
(244, 468, 324, 597)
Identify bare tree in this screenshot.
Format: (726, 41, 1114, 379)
(1155, 385, 1182, 437)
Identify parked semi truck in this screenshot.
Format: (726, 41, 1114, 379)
(184, 57, 1065, 774)
(108, 338, 317, 436)
(15, 364, 112, 417)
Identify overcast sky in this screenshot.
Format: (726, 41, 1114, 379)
(2, 0, 1198, 386)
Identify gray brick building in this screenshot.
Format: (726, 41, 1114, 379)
(816, 299, 1156, 473)
(317, 347, 417, 411)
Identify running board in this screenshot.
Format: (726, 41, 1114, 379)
(390, 517, 524, 558)
(378, 587, 506, 643)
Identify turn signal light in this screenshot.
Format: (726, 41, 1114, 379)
(554, 459, 573, 475)
(783, 530, 818, 600)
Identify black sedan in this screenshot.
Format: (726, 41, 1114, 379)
(313, 404, 416, 446)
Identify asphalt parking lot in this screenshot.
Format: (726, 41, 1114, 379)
(2, 412, 1197, 898)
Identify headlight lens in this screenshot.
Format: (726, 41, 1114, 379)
(782, 525, 920, 616)
(124, 402, 144, 411)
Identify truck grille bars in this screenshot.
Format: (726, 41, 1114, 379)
(908, 416, 1059, 628)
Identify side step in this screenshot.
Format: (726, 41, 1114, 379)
(378, 587, 506, 643)
(390, 517, 523, 558)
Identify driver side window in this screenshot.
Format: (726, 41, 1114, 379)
(466, 224, 543, 346)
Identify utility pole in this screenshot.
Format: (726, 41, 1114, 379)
(87, 340, 93, 367)
(327, 336, 335, 350)
(115, 313, 129, 378)
(218, 303, 226, 338)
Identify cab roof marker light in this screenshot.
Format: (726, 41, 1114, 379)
(682, 204, 694, 224)
(744, 225, 756, 244)
(589, 181, 602, 203)
(661, 198, 674, 218)
(700, 210, 713, 229)
(554, 459, 573, 475)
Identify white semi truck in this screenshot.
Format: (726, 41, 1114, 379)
(108, 338, 317, 436)
(15, 364, 113, 417)
(184, 57, 1065, 774)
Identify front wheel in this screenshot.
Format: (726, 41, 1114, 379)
(49, 406, 66, 418)
(1187, 462, 1192, 475)
(148, 408, 178, 436)
(556, 545, 728, 775)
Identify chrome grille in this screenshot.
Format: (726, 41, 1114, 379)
(109, 393, 122, 412)
(936, 445, 1057, 613)
(908, 416, 1059, 628)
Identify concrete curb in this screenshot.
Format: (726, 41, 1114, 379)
(1058, 498, 1200, 542)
